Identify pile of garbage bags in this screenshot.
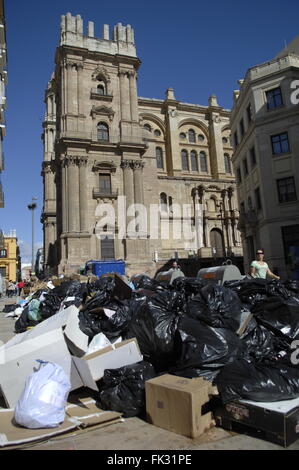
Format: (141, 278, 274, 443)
(5, 274, 299, 417)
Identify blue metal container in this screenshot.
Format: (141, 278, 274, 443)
(85, 259, 125, 277)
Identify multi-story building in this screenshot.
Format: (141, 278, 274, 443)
(0, 230, 21, 281)
(42, 13, 242, 276)
(231, 38, 299, 279)
(0, 0, 6, 210)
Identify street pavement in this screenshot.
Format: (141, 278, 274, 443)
(0, 295, 299, 451)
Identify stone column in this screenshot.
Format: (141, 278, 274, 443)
(77, 63, 84, 116)
(79, 156, 88, 232)
(67, 62, 77, 115)
(66, 156, 80, 232)
(198, 186, 207, 247)
(121, 160, 135, 237)
(119, 70, 131, 121)
(61, 160, 68, 233)
(128, 71, 138, 122)
(132, 160, 144, 205)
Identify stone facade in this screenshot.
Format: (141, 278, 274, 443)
(231, 42, 299, 279)
(0, 231, 21, 282)
(42, 13, 242, 276)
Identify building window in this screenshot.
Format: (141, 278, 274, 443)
(97, 122, 109, 141)
(222, 137, 228, 145)
(154, 129, 161, 137)
(255, 187, 262, 211)
(97, 84, 105, 95)
(250, 146, 256, 167)
(243, 158, 248, 176)
(99, 174, 112, 194)
(266, 87, 283, 110)
(188, 129, 196, 143)
(190, 150, 198, 171)
(234, 131, 238, 148)
(224, 153, 231, 174)
(246, 103, 252, 124)
(240, 201, 245, 213)
(181, 150, 189, 171)
(198, 134, 205, 142)
(248, 196, 253, 210)
(236, 167, 242, 184)
(156, 147, 164, 169)
(281, 224, 299, 268)
(277, 177, 297, 203)
(199, 151, 208, 172)
(143, 124, 152, 132)
(101, 237, 115, 259)
(240, 118, 245, 138)
(271, 132, 289, 155)
(0, 249, 7, 258)
(179, 132, 186, 140)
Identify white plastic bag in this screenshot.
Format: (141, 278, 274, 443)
(14, 361, 71, 429)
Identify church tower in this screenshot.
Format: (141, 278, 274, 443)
(42, 13, 152, 275)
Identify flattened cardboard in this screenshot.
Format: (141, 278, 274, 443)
(145, 374, 215, 438)
(63, 307, 89, 357)
(72, 338, 143, 391)
(0, 398, 122, 448)
(0, 408, 80, 448)
(0, 328, 82, 408)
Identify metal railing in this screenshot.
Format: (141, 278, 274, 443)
(92, 188, 119, 199)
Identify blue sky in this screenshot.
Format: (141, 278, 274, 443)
(1, 0, 299, 263)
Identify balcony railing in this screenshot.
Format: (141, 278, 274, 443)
(92, 188, 119, 199)
(58, 131, 145, 145)
(90, 90, 113, 101)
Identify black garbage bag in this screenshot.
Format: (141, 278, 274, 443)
(125, 291, 184, 371)
(185, 284, 243, 331)
(172, 316, 244, 382)
(3, 304, 18, 313)
(131, 275, 159, 291)
(98, 361, 156, 417)
(216, 359, 299, 403)
(87, 276, 116, 297)
(172, 277, 206, 299)
(284, 280, 299, 295)
(252, 296, 299, 341)
(39, 292, 62, 319)
(224, 278, 292, 307)
(14, 306, 40, 333)
(241, 320, 277, 360)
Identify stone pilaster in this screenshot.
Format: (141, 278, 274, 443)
(66, 156, 80, 232)
(79, 156, 88, 232)
(132, 160, 144, 205)
(121, 159, 135, 214)
(128, 71, 138, 122)
(77, 62, 84, 116)
(119, 70, 131, 121)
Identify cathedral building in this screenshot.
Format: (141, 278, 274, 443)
(42, 13, 242, 276)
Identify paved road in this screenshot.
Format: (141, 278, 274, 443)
(0, 296, 298, 451)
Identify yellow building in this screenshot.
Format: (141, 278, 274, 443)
(0, 230, 21, 281)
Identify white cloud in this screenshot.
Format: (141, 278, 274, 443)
(18, 240, 42, 264)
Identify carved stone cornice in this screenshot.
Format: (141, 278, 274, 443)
(120, 159, 133, 170)
(91, 66, 111, 83)
(92, 160, 117, 173)
(42, 161, 56, 175)
(91, 105, 115, 121)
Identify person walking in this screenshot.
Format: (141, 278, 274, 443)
(7, 280, 16, 297)
(250, 249, 280, 280)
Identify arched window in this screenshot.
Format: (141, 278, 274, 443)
(200, 151, 208, 172)
(190, 150, 198, 171)
(248, 196, 253, 210)
(156, 147, 164, 169)
(97, 84, 105, 95)
(0, 249, 7, 258)
(168, 196, 173, 213)
(160, 192, 168, 212)
(97, 122, 109, 141)
(224, 153, 231, 174)
(188, 129, 196, 143)
(181, 150, 189, 171)
(144, 123, 152, 132)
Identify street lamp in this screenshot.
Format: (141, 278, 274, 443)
(27, 197, 37, 275)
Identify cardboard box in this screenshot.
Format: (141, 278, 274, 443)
(145, 374, 216, 438)
(0, 327, 83, 408)
(213, 396, 299, 447)
(72, 338, 143, 391)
